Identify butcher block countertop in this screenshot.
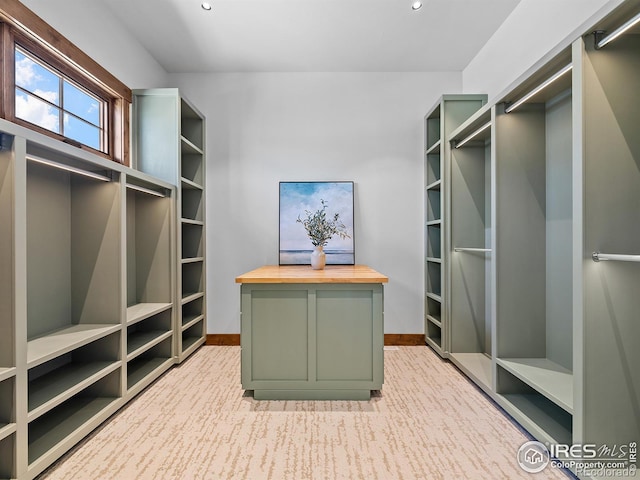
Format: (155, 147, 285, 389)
(235, 265, 388, 284)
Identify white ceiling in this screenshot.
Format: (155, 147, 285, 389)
(98, 0, 521, 73)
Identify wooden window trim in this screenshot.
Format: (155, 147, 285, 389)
(0, 1, 130, 165)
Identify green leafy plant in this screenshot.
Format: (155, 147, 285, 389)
(297, 199, 351, 247)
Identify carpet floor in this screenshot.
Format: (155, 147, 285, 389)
(38, 346, 570, 479)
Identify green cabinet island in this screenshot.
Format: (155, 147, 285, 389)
(236, 265, 388, 400)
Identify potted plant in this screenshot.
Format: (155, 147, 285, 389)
(297, 199, 351, 269)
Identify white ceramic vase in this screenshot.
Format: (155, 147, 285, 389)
(310, 246, 326, 270)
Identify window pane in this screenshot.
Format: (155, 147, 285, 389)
(63, 81, 100, 127)
(15, 50, 60, 106)
(15, 90, 60, 133)
(64, 113, 100, 150)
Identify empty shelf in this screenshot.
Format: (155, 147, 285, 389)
(426, 292, 442, 303)
(127, 357, 172, 390)
(182, 314, 205, 331)
(180, 136, 203, 155)
(28, 396, 118, 465)
(27, 324, 121, 369)
(426, 315, 442, 328)
(500, 393, 573, 446)
(28, 361, 120, 422)
(181, 178, 203, 190)
(425, 140, 441, 155)
(426, 180, 442, 190)
(126, 303, 173, 325)
(181, 257, 204, 264)
(127, 330, 173, 361)
(497, 358, 573, 413)
(181, 218, 204, 226)
(0, 367, 15, 383)
(182, 292, 205, 305)
(450, 353, 492, 391)
(0, 422, 16, 442)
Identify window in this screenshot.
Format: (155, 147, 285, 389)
(0, 2, 131, 164)
(15, 47, 106, 152)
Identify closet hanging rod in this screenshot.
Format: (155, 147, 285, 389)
(454, 248, 492, 253)
(592, 252, 640, 263)
(26, 154, 111, 182)
(126, 183, 167, 198)
(595, 12, 640, 49)
(504, 64, 572, 113)
(454, 122, 491, 149)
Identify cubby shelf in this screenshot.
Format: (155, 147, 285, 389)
(498, 393, 573, 446)
(127, 330, 173, 361)
(426, 180, 441, 190)
(27, 361, 121, 422)
(0, 422, 15, 442)
(181, 334, 205, 357)
(180, 136, 203, 156)
(181, 292, 205, 305)
(181, 257, 204, 264)
(28, 395, 120, 466)
(0, 367, 15, 383)
(425, 140, 441, 155)
(181, 177, 203, 190)
(27, 324, 121, 369)
(182, 218, 204, 226)
(425, 292, 442, 303)
(182, 314, 205, 331)
(496, 358, 573, 413)
(425, 315, 441, 328)
(127, 357, 173, 391)
(126, 303, 173, 325)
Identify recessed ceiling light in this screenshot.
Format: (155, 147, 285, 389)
(412, 1, 423, 10)
(201, 2, 212, 11)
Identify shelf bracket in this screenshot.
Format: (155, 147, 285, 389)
(592, 30, 606, 49)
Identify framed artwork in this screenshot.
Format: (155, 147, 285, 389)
(279, 181, 355, 265)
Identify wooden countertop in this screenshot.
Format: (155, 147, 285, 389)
(235, 265, 388, 284)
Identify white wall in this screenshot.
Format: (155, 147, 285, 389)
(168, 72, 461, 334)
(20, 0, 168, 88)
(462, 0, 624, 101)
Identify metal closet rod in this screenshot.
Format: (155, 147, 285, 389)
(592, 252, 640, 263)
(454, 247, 492, 253)
(454, 121, 491, 149)
(126, 183, 167, 198)
(504, 64, 572, 113)
(26, 154, 111, 182)
(595, 11, 640, 49)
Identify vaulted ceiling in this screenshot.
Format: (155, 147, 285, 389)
(97, 0, 521, 72)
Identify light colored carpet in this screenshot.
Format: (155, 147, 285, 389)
(39, 346, 570, 479)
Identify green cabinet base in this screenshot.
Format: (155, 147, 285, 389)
(240, 283, 384, 400)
